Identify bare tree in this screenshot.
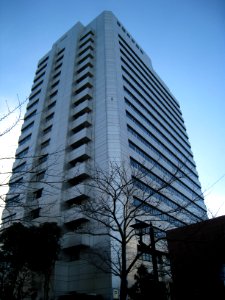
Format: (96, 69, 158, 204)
(75, 161, 206, 300)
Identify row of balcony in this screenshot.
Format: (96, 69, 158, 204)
(61, 31, 95, 253)
(61, 232, 93, 249)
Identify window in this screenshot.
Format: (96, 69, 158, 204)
(51, 80, 60, 89)
(77, 62, 93, 74)
(141, 253, 152, 262)
(77, 53, 93, 65)
(79, 30, 94, 42)
(19, 134, 31, 146)
(54, 63, 62, 71)
(31, 80, 43, 92)
(27, 99, 39, 111)
(43, 125, 52, 135)
(9, 177, 23, 188)
(45, 113, 54, 122)
(47, 101, 56, 110)
(36, 171, 45, 181)
(55, 55, 64, 63)
(13, 162, 26, 173)
(5, 195, 20, 207)
(39, 154, 48, 164)
(41, 139, 50, 149)
(79, 37, 94, 50)
(24, 109, 37, 121)
(33, 188, 43, 199)
(53, 71, 61, 79)
(29, 208, 40, 219)
(21, 121, 34, 133)
(2, 213, 16, 224)
(75, 82, 92, 95)
(34, 71, 45, 83)
(29, 89, 41, 101)
(78, 45, 94, 57)
(36, 63, 47, 75)
(38, 56, 49, 68)
(16, 147, 29, 158)
(49, 90, 58, 99)
(57, 48, 65, 56)
(76, 72, 93, 84)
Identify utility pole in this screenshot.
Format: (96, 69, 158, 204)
(149, 222, 159, 282)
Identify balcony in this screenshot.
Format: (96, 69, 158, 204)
(69, 127, 91, 148)
(66, 161, 91, 182)
(64, 206, 87, 223)
(77, 50, 94, 63)
(74, 79, 93, 95)
(72, 99, 92, 116)
(61, 232, 92, 249)
(76, 56, 93, 72)
(70, 113, 92, 133)
(76, 67, 93, 82)
(63, 183, 90, 203)
(79, 38, 94, 51)
(73, 87, 92, 105)
(68, 144, 91, 164)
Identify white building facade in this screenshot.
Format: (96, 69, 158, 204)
(2, 11, 207, 299)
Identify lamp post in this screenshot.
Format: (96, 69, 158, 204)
(131, 220, 159, 282)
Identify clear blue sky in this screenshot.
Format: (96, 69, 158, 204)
(1, 0, 225, 216)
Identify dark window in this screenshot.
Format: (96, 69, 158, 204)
(49, 90, 58, 99)
(43, 125, 52, 135)
(29, 89, 41, 101)
(13, 162, 26, 173)
(78, 45, 94, 57)
(51, 80, 60, 89)
(27, 99, 39, 110)
(39, 154, 48, 164)
(54, 63, 62, 71)
(57, 48, 65, 56)
(33, 188, 43, 199)
(29, 208, 40, 219)
(36, 171, 45, 181)
(55, 55, 64, 63)
(2, 213, 16, 224)
(35, 63, 47, 75)
(5, 195, 20, 207)
(77, 53, 93, 65)
(31, 80, 43, 92)
(9, 177, 23, 188)
(19, 134, 31, 146)
(38, 56, 49, 68)
(79, 30, 94, 42)
(53, 71, 61, 79)
(79, 37, 94, 49)
(41, 139, 50, 149)
(24, 109, 37, 121)
(34, 71, 45, 83)
(16, 147, 29, 158)
(75, 82, 92, 95)
(77, 62, 93, 74)
(21, 121, 34, 133)
(45, 113, 54, 122)
(47, 101, 56, 110)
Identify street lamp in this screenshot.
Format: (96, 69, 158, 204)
(131, 220, 159, 282)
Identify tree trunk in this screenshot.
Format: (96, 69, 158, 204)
(120, 242, 128, 300)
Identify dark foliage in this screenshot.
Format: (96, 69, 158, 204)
(128, 264, 167, 300)
(0, 222, 60, 300)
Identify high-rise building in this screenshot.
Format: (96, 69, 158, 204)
(2, 11, 207, 299)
